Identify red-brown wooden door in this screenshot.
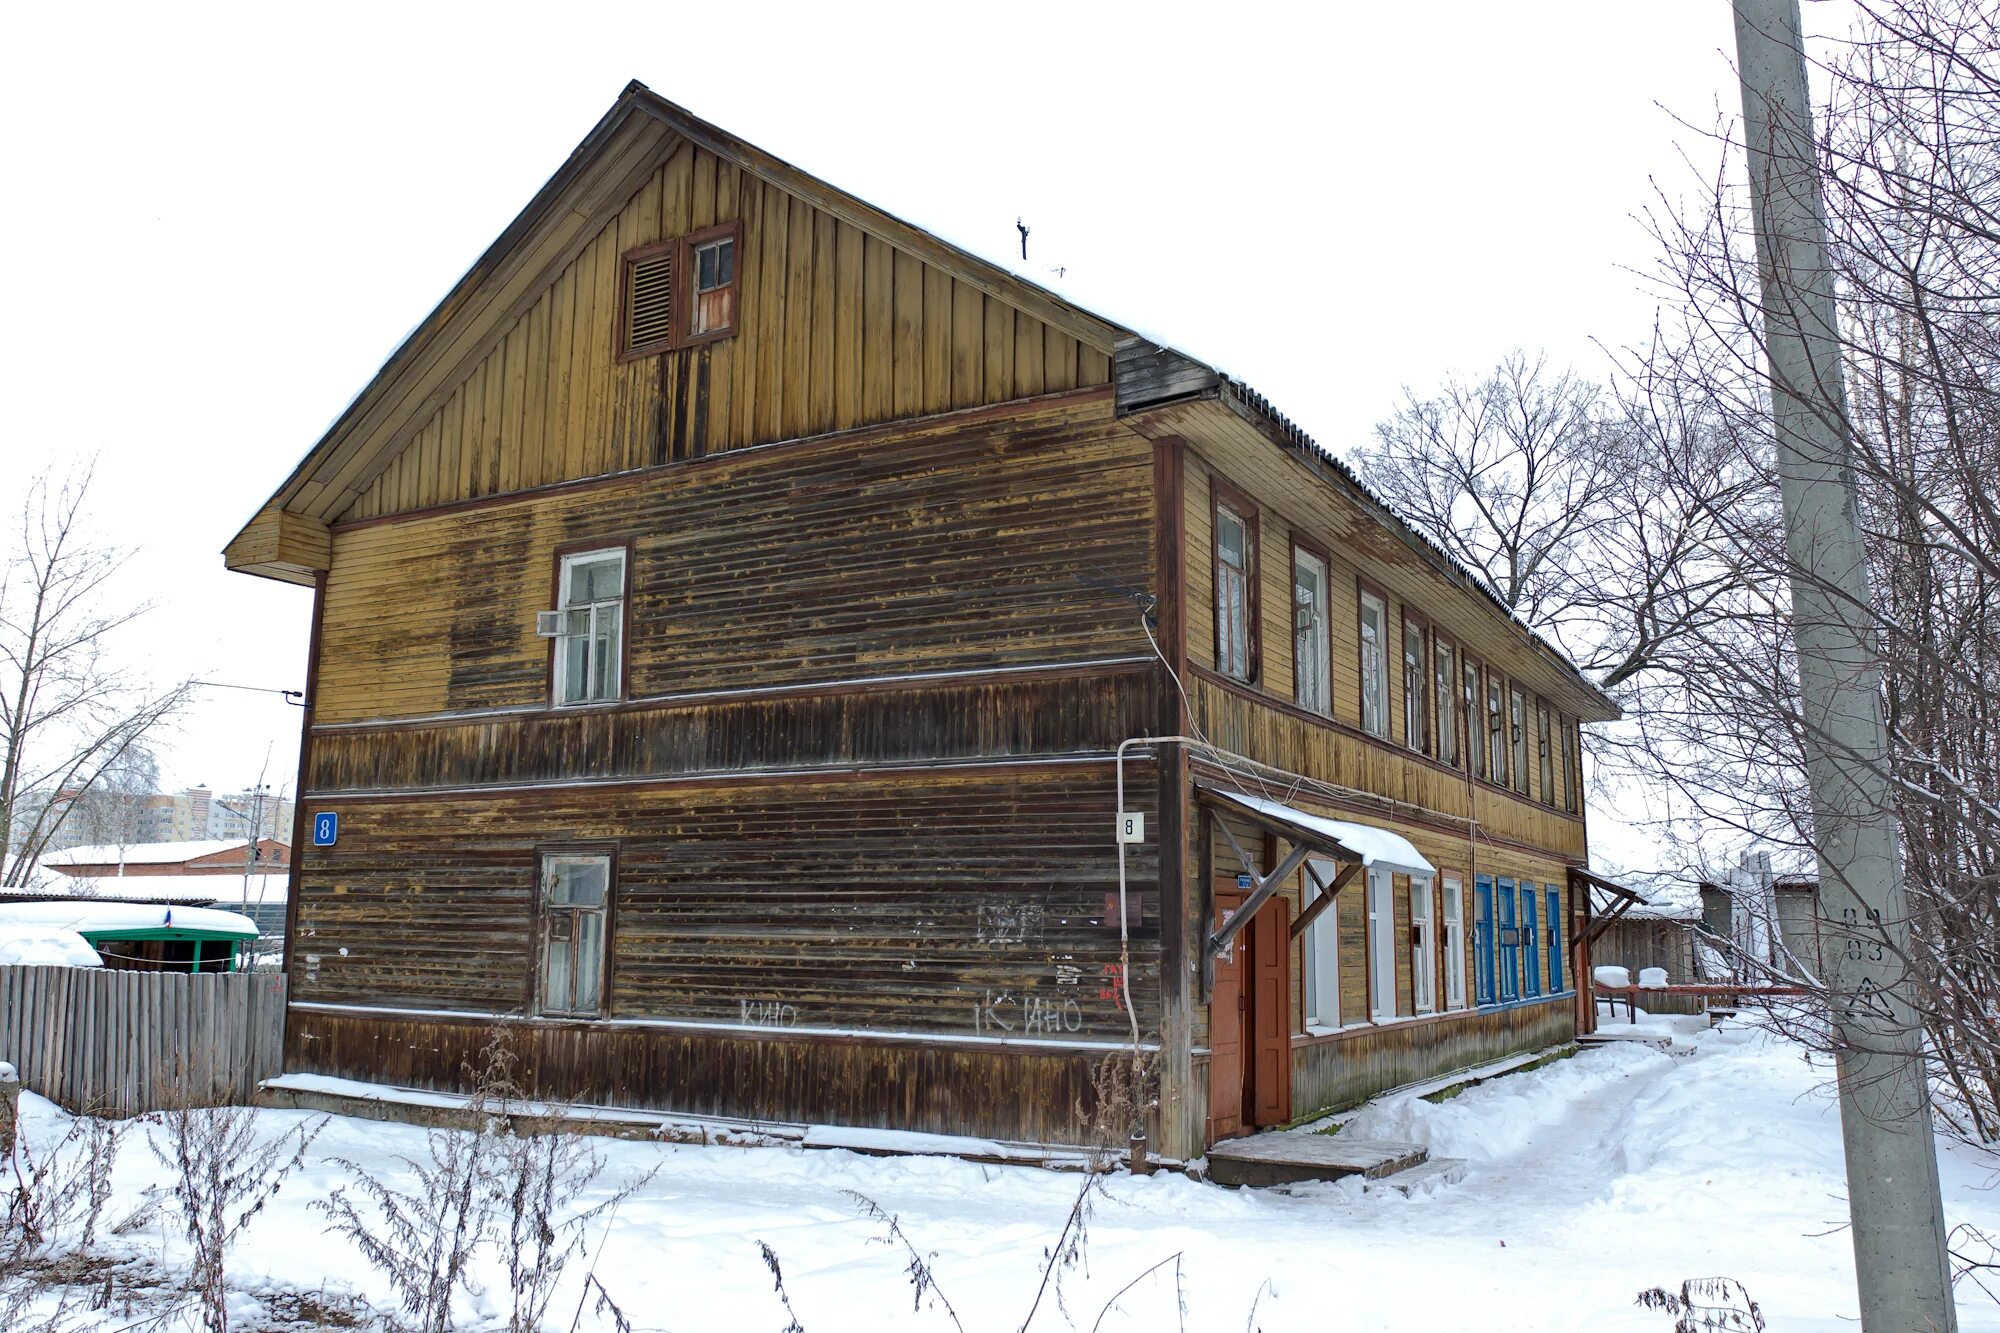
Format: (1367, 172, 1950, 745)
(1208, 889, 1248, 1142)
(1249, 898, 1293, 1127)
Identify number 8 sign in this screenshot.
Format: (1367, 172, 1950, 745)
(312, 812, 339, 847)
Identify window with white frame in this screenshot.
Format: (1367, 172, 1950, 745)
(1465, 659, 1487, 781)
(1443, 876, 1466, 1009)
(1301, 857, 1341, 1028)
(1359, 591, 1389, 737)
(1486, 674, 1508, 784)
(1368, 867, 1397, 1019)
(1510, 688, 1530, 795)
(539, 852, 610, 1016)
(1403, 618, 1428, 752)
(1410, 875, 1436, 1013)
(1433, 638, 1458, 767)
(1293, 549, 1330, 715)
(547, 548, 626, 705)
(1215, 502, 1254, 680)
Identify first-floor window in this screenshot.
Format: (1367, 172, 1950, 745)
(539, 852, 610, 1016)
(1302, 858, 1340, 1028)
(1545, 885, 1565, 991)
(1474, 876, 1496, 1005)
(1411, 875, 1436, 1013)
(1443, 876, 1466, 1009)
(1520, 882, 1541, 997)
(1498, 878, 1519, 1002)
(1368, 867, 1397, 1019)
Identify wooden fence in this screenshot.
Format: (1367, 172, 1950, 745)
(0, 966, 288, 1117)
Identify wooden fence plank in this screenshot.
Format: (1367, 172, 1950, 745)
(0, 967, 286, 1117)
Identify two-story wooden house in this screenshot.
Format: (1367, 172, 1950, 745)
(227, 84, 1621, 1162)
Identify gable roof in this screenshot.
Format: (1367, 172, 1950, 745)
(226, 81, 1128, 564)
(224, 82, 1616, 719)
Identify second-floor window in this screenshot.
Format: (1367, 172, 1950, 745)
(1433, 637, 1458, 768)
(1359, 591, 1389, 737)
(1293, 548, 1330, 715)
(1215, 500, 1255, 680)
(1464, 658, 1486, 780)
(1510, 688, 1530, 795)
(1403, 617, 1428, 752)
(1538, 705, 1556, 806)
(552, 548, 626, 705)
(1486, 674, 1508, 784)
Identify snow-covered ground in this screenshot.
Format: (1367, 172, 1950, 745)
(8, 1015, 2000, 1331)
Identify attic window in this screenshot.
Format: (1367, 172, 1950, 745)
(619, 221, 742, 360)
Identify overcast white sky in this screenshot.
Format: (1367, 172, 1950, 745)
(1, 0, 1819, 868)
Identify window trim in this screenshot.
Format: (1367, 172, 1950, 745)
(1497, 877, 1519, 1002)
(1367, 867, 1398, 1020)
(1484, 669, 1510, 789)
(1290, 538, 1332, 717)
(1357, 581, 1391, 739)
(1442, 875, 1467, 1010)
(1545, 884, 1566, 992)
(1537, 703, 1557, 807)
(1401, 607, 1430, 755)
(616, 220, 744, 362)
(680, 220, 743, 349)
(1561, 715, 1582, 814)
(1211, 480, 1260, 683)
(1519, 881, 1541, 998)
(1431, 632, 1459, 769)
(1474, 875, 1496, 1006)
(533, 843, 618, 1019)
(547, 540, 634, 708)
(1410, 873, 1436, 1015)
(1463, 653, 1487, 782)
(1510, 687, 1531, 796)
(1302, 856, 1341, 1028)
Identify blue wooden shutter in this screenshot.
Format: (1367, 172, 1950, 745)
(1520, 883, 1540, 997)
(1498, 879, 1517, 1000)
(1546, 885, 1564, 991)
(1474, 877, 1495, 1005)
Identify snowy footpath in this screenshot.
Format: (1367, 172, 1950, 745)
(9, 1017, 2000, 1331)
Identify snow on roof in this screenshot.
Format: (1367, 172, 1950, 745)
(1216, 791, 1436, 877)
(0, 926, 103, 968)
(0, 900, 259, 939)
(31, 874, 289, 906)
(1614, 869, 1703, 920)
(45, 839, 250, 867)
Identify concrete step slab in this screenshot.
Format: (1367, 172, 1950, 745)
(1206, 1133, 1428, 1187)
(1363, 1156, 1468, 1198)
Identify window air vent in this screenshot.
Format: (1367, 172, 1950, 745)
(625, 250, 674, 353)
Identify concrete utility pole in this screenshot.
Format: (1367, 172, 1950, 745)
(1730, 2, 1958, 1327)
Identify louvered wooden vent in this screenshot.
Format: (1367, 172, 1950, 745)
(625, 249, 674, 354)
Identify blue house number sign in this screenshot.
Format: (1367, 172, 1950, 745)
(312, 812, 339, 847)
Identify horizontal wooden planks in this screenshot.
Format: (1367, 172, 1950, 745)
(286, 1007, 1112, 1144)
(316, 396, 1156, 725)
(344, 144, 1116, 522)
(291, 765, 1162, 1041)
(309, 668, 1160, 793)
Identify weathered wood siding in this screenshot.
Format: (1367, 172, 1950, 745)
(0, 966, 288, 1117)
(291, 764, 1159, 1039)
(316, 395, 1150, 725)
(1289, 995, 1576, 1117)
(1182, 453, 1590, 849)
(345, 144, 1113, 522)
(286, 1007, 1109, 1145)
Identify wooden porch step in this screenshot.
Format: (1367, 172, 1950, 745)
(1205, 1132, 1428, 1187)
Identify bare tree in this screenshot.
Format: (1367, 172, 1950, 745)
(0, 468, 191, 886)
